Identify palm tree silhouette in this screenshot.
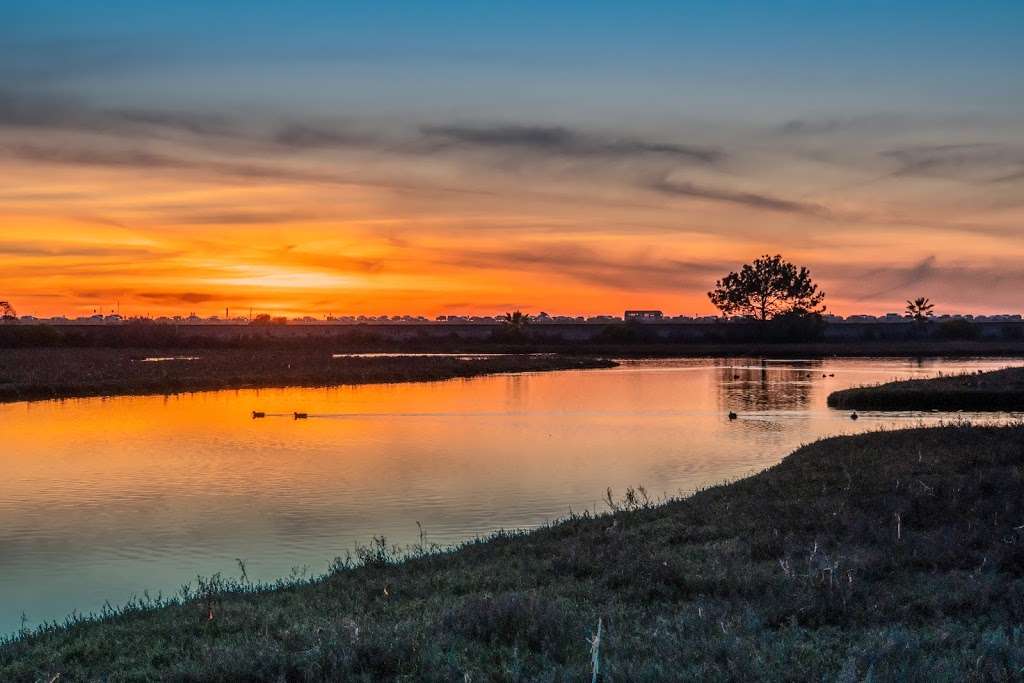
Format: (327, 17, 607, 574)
(905, 297, 934, 323)
(501, 310, 532, 331)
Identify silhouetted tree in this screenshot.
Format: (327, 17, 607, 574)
(708, 255, 825, 321)
(0, 300, 16, 323)
(501, 310, 532, 331)
(489, 310, 533, 343)
(905, 297, 934, 323)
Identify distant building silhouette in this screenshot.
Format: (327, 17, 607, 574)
(624, 310, 663, 321)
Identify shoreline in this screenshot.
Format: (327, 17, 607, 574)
(556, 340, 1024, 358)
(4, 423, 1023, 678)
(2, 345, 1023, 406)
(828, 366, 1024, 411)
(0, 349, 616, 405)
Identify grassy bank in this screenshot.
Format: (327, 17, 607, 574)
(4, 423, 1024, 680)
(0, 349, 615, 404)
(828, 366, 1024, 411)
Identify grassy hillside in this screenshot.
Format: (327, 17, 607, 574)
(0, 349, 615, 403)
(828, 366, 1024, 411)
(4, 423, 1024, 680)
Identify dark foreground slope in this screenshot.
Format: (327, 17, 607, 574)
(828, 366, 1024, 411)
(0, 349, 615, 403)
(4, 424, 1024, 681)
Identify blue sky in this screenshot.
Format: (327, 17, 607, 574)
(6, 1, 1022, 118)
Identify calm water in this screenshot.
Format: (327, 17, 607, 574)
(2, 357, 1021, 634)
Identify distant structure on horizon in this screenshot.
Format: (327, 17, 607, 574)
(5, 309, 1024, 327)
(624, 310, 663, 321)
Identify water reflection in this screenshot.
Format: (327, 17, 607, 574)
(1, 356, 1021, 634)
(717, 360, 821, 411)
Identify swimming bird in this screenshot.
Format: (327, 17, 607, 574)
(850, 412, 859, 420)
(728, 411, 738, 420)
(294, 412, 308, 420)
(251, 411, 266, 419)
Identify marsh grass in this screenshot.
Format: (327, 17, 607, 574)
(4, 423, 1024, 680)
(828, 366, 1024, 411)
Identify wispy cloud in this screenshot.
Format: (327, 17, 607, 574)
(0, 90, 237, 140)
(1, 90, 726, 169)
(648, 178, 829, 216)
(991, 169, 1024, 183)
(136, 291, 219, 304)
(880, 143, 1024, 182)
(0, 141, 492, 196)
(825, 255, 1024, 311)
(109, 108, 234, 137)
(433, 242, 725, 290)
(775, 114, 908, 136)
(419, 124, 724, 163)
(0, 240, 162, 258)
(777, 119, 845, 136)
(271, 123, 371, 149)
(854, 255, 937, 300)
(161, 210, 322, 226)
(2, 143, 188, 169)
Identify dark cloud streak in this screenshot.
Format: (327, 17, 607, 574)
(0, 142, 496, 197)
(0, 90, 236, 139)
(648, 178, 829, 216)
(420, 124, 724, 163)
(854, 255, 937, 300)
(775, 114, 907, 136)
(880, 143, 1024, 182)
(164, 210, 321, 226)
(272, 124, 368, 149)
(137, 292, 218, 304)
(433, 242, 725, 290)
(0, 241, 162, 258)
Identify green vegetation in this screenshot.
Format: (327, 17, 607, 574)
(4, 423, 1024, 680)
(0, 349, 615, 404)
(828, 366, 1024, 411)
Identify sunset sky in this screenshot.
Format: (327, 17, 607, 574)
(3, 1, 1023, 318)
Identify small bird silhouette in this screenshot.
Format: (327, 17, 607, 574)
(728, 411, 738, 420)
(850, 412, 859, 420)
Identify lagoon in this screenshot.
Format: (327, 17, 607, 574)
(2, 356, 1021, 635)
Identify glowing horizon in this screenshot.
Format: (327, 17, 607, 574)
(3, 2, 1023, 319)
